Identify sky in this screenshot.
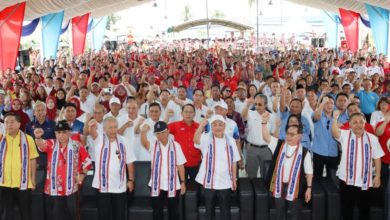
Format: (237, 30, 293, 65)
(112, 0, 324, 39)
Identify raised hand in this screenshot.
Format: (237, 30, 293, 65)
(34, 128, 44, 139)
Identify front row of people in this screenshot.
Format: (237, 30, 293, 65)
(0, 111, 385, 220)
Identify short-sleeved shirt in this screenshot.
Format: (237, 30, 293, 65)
(356, 90, 379, 115)
(336, 130, 384, 187)
(311, 112, 339, 157)
(195, 133, 240, 189)
(279, 111, 311, 149)
(39, 139, 92, 196)
(0, 131, 39, 189)
(148, 139, 186, 191)
(92, 134, 136, 193)
(268, 136, 313, 182)
(168, 120, 200, 167)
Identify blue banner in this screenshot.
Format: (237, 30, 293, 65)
(91, 17, 108, 51)
(365, 4, 389, 55)
(360, 15, 371, 28)
(322, 11, 339, 48)
(22, 18, 40, 36)
(60, 20, 70, 35)
(41, 11, 64, 61)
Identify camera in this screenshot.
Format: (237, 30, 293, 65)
(103, 87, 113, 94)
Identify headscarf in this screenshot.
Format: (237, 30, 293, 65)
(56, 88, 66, 110)
(114, 84, 127, 104)
(46, 96, 57, 121)
(10, 98, 30, 131)
(69, 97, 84, 118)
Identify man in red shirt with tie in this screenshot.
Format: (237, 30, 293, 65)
(168, 104, 200, 181)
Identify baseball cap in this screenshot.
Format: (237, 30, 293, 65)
(210, 115, 225, 124)
(55, 120, 71, 131)
(214, 101, 228, 110)
(154, 121, 168, 133)
(109, 96, 121, 105)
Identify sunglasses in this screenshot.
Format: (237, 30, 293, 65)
(326, 120, 330, 130)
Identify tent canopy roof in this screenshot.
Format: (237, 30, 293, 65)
(0, 0, 389, 21)
(0, 0, 152, 20)
(172, 18, 253, 32)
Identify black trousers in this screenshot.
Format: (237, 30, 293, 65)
(313, 153, 338, 181)
(44, 193, 77, 220)
(274, 183, 301, 220)
(96, 192, 127, 220)
(0, 187, 31, 220)
(151, 190, 180, 220)
(185, 166, 199, 182)
(204, 188, 232, 220)
(340, 180, 371, 220)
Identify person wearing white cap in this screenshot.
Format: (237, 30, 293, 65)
(104, 96, 125, 119)
(205, 101, 243, 168)
(194, 115, 240, 220)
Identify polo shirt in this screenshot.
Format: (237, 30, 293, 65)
(356, 90, 379, 115)
(168, 120, 200, 167)
(0, 131, 39, 189)
(311, 112, 338, 157)
(25, 118, 56, 140)
(25, 118, 56, 168)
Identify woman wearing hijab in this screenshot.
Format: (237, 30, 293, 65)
(46, 96, 57, 121)
(69, 97, 86, 123)
(113, 84, 127, 105)
(2, 98, 30, 131)
(56, 88, 67, 110)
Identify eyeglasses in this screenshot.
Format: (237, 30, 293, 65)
(326, 120, 330, 130)
(256, 103, 263, 106)
(225, 90, 231, 92)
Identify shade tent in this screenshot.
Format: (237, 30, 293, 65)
(0, 0, 152, 21)
(286, 0, 390, 15)
(172, 19, 253, 32)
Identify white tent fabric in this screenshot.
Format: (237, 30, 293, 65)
(286, 0, 390, 15)
(0, 0, 152, 21)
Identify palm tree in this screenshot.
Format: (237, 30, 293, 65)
(182, 5, 192, 22)
(106, 14, 121, 30)
(211, 10, 225, 19)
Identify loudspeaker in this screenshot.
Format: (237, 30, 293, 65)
(319, 38, 325, 47)
(104, 41, 117, 51)
(110, 41, 117, 50)
(18, 50, 30, 67)
(311, 38, 319, 47)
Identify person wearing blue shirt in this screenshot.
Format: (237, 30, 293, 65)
(356, 79, 379, 122)
(311, 95, 339, 180)
(63, 102, 85, 141)
(335, 92, 349, 124)
(279, 86, 312, 149)
(25, 101, 56, 169)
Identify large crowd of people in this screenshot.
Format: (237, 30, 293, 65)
(0, 37, 389, 220)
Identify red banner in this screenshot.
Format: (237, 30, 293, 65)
(339, 8, 360, 52)
(72, 13, 90, 56)
(0, 2, 26, 71)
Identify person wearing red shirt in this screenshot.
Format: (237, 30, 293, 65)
(375, 112, 390, 189)
(340, 102, 375, 134)
(168, 104, 201, 181)
(34, 120, 92, 220)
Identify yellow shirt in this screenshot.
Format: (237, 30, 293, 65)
(0, 132, 39, 189)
